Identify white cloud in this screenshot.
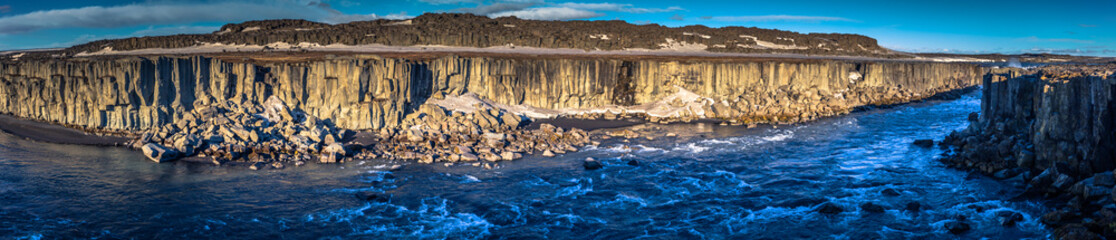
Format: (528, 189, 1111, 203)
(448, 1, 674, 21)
(325, 12, 412, 23)
(420, 0, 482, 4)
(453, 3, 539, 15)
(131, 25, 221, 37)
(555, 3, 683, 13)
(708, 15, 856, 22)
(0, 1, 409, 34)
(1021, 36, 1095, 44)
(47, 25, 221, 48)
(489, 7, 603, 20)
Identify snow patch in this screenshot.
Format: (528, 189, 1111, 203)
(683, 32, 711, 39)
(428, 86, 712, 120)
(427, 93, 561, 119)
(588, 34, 610, 40)
(739, 35, 808, 50)
(914, 56, 995, 63)
(848, 72, 862, 81)
(242, 27, 261, 32)
(658, 38, 708, 51)
(386, 20, 412, 26)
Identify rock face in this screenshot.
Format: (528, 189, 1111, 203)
(141, 143, 178, 163)
(0, 55, 982, 133)
(944, 66, 1116, 176)
(941, 65, 1116, 239)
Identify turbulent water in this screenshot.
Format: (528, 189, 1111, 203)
(0, 92, 1051, 239)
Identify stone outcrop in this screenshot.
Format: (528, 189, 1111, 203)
(0, 54, 981, 167)
(941, 65, 1116, 239)
(0, 55, 982, 133)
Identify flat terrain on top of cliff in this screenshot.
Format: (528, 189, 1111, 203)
(60, 48, 986, 65)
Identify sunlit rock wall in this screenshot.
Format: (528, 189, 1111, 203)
(0, 55, 981, 132)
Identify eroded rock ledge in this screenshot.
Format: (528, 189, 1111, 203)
(0, 55, 981, 168)
(941, 65, 1116, 239)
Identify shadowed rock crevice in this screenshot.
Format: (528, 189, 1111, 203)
(612, 61, 636, 106)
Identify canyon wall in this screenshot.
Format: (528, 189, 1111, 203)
(947, 66, 1116, 176)
(941, 65, 1116, 239)
(0, 55, 982, 133)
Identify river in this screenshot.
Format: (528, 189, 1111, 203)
(0, 91, 1051, 239)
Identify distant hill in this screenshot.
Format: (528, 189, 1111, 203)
(64, 13, 895, 57)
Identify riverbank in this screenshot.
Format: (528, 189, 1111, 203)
(0, 53, 983, 168)
(0, 88, 1054, 239)
(941, 64, 1116, 239)
(0, 114, 128, 146)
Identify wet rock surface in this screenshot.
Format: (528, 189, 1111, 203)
(941, 65, 1116, 239)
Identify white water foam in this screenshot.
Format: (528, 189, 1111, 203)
(308, 198, 494, 239)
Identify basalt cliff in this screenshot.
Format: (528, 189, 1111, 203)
(942, 65, 1116, 239)
(0, 54, 982, 167)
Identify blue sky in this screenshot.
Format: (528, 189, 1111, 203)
(0, 0, 1112, 56)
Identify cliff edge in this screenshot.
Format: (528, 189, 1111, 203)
(0, 55, 981, 167)
(942, 64, 1116, 239)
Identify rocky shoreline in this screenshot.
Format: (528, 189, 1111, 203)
(129, 94, 595, 169)
(941, 64, 1116, 239)
(0, 54, 983, 169)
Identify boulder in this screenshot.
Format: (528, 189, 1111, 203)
(905, 202, 921, 212)
(814, 202, 844, 214)
(230, 126, 253, 141)
(320, 143, 347, 163)
(1030, 168, 1056, 188)
(261, 95, 292, 122)
(141, 143, 180, 163)
(173, 134, 204, 155)
(499, 151, 517, 161)
(459, 153, 479, 162)
(1093, 172, 1115, 187)
(881, 188, 901, 196)
(583, 157, 603, 170)
(995, 210, 1024, 226)
(480, 152, 501, 162)
(452, 145, 474, 154)
(944, 220, 971, 234)
(912, 139, 934, 148)
(354, 191, 390, 202)
(249, 161, 268, 170)
(1052, 174, 1075, 190)
(499, 113, 523, 127)
(860, 202, 886, 213)
(323, 143, 347, 155)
